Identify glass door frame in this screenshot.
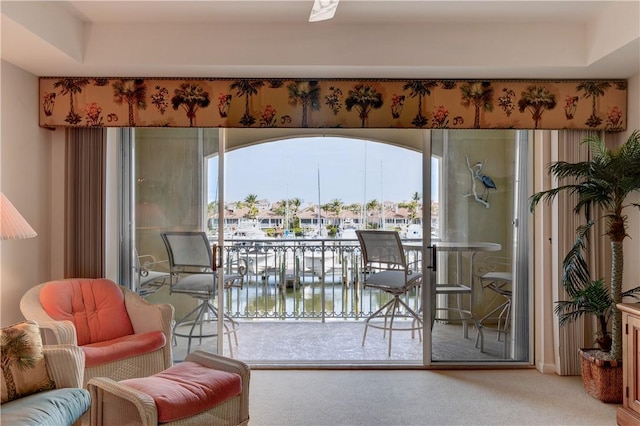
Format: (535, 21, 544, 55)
(214, 128, 227, 354)
(421, 130, 434, 366)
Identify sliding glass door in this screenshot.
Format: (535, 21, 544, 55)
(427, 129, 530, 363)
(122, 127, 531, 366)
(130, 128, 222, 359)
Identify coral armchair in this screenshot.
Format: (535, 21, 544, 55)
(20, 278, 174, 387)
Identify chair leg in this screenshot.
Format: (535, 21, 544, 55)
(174, 301, 214, 354)
(211, 305, 239, 358)
(222, 311, 240, 346)
(387, 298, 423, 356)
(362, 298, 396, 348)
(397, 298, 422, 341)
(474, 298, 511, 355)
(363, 296, 423, 357)
(496, 299, 511, 341)
(386, 298, 399, 357)
(173, 299, 240, 356)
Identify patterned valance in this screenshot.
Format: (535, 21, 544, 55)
(39, 78, 627, 131)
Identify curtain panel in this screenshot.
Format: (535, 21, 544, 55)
(64, 128, 106, 278)
(553, 130, 607, 375)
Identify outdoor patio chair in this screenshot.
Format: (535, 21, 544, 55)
(134, 249, 171, 298)
(356, 230, 423, 356)
(161, 231, 245, 357)
(474, 256, 512, 357)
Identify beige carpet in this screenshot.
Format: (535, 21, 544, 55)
(248, 369, 617, 425)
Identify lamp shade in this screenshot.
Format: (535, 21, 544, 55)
(136, 202, 168, 229)
(0, 193, 37, 240)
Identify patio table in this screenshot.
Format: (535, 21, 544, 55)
(403, 241, 501, 343)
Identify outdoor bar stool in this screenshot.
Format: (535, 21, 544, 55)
(88, 350, 250, 426)
(473, 256, 512, 358)
(356, 230, 424, 357)
(161, 232, 245, 357)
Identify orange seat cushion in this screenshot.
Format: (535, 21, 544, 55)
(82, 331, 166, 368)
(120, 361, 242, 423)
(40, 279, 134, 346)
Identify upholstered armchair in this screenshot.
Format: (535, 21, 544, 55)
(20, 278, 174, 387)
(1, 320, 91, 426)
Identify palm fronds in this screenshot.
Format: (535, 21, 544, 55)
(531, 130, 640, 360)
(561, 222, 593, 294)
(554, 278, 610, 328)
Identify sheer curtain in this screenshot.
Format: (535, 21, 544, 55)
(64, 128, 106, 278)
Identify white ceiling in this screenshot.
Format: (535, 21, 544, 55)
(1, 0, 639, 79)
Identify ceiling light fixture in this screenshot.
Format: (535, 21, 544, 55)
(309, 0, 340, 22)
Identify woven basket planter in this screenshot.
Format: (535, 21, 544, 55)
(579, 348, 623, 403)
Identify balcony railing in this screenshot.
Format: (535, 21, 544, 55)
(218, 237, 423, 321)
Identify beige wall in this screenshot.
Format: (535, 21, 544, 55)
(1, 61, 54, 325)
(622, 72, 639, 294)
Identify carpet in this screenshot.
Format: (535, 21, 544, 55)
(248, 369, 616, 425)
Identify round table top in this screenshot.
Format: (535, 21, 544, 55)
(403, 241, 501, 252)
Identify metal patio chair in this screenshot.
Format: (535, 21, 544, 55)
(474, 256, 512, 357)
(134, 249, 171, 298)
(356, 230, 423, 356)
(161, 231, 245, 357)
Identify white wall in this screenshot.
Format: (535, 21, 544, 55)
(0, 61, 54, 326)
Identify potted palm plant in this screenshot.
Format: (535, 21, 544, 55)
(529, 129, 640, 402)
(555, 278, 614, 352)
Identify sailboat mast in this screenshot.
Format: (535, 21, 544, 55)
(380, 161, 385, 230)
(317, 166, 321, 236)
(362, 143, 367, 230)
(285, 155, 289, 233)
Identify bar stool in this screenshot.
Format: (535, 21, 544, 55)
(474, 256, 512, 357)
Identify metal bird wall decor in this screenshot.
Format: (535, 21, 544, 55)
(464, 155, 496, 208)
(474, 162, 497, 202)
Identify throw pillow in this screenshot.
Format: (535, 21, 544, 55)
(1, 320, 56, 403)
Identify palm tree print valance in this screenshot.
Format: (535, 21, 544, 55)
(39, 78, 627, 131)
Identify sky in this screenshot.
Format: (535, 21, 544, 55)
(208, 137, 435, 206)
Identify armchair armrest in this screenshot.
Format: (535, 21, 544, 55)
(123, 286, 174, 368)
(124, 287, 174, 336)
(20, 283, 78, 345)
(43, 345, 85, 388)
(88, 377, 158, 426)
(37, 320, 78, 345)
(184, 351, 250, 422)
(185, 350, 250, 380)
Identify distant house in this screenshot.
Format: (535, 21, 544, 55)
(210, 200, 423, 232)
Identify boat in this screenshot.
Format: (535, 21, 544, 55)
(303, 250, 340, 275)
(402, 224, 423, 239)
(340, 227, 358, 240)
(242, 247, 277, 274)
(224, 220, 271, 248)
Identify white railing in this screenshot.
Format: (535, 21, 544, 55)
(219, 237, 423, 321)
